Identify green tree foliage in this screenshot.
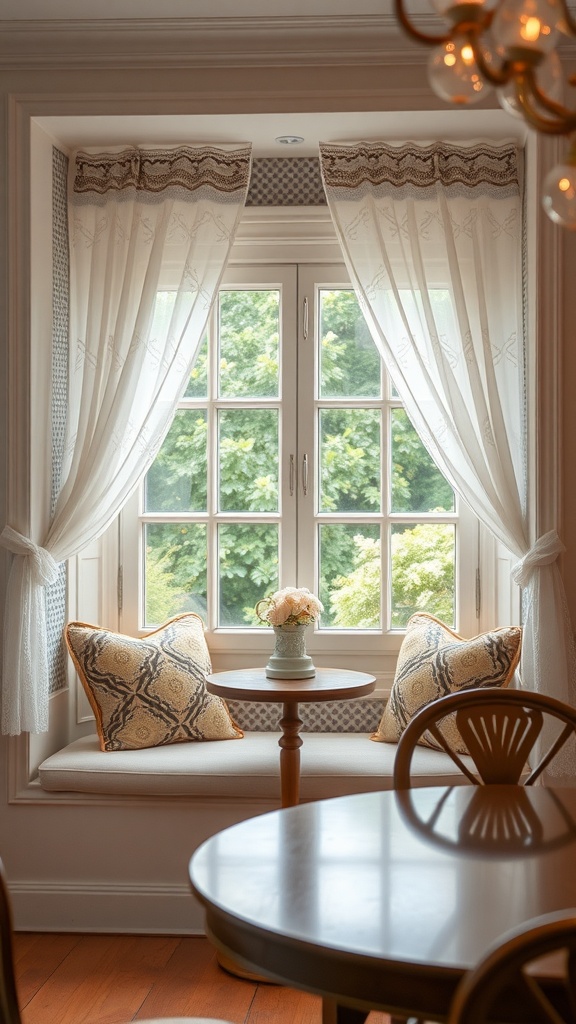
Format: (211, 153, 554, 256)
(390, 524, 455, 626)
(328, 526, 455, 630)
(326, 534, 381, 628)
(320, 409, 380, 513)
(144, 287, 456, 628)
(391, 408, 453, 513)
(319, 289, 381, 398)
(219, 289, 280, 398)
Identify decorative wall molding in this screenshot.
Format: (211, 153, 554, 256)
(0, 16, 418, 70)
(2, 15, 574, 72)
(10, 879, 205, 934)
(525, 133, 563, 540)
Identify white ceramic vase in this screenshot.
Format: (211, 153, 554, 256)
(265, 623, 315, 679)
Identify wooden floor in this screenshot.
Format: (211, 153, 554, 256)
(12, 933, 390, 1024)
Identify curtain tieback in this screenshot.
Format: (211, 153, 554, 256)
(0, 526, 59, 587)
(512, 530, 565, 589)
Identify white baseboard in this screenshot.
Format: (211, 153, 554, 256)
(9, 880, 206, 934)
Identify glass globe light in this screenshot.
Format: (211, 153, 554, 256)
(491, 0, 562, 55)
(428, 37, 492, 104)
(542, 157, 576, 229)
(497, 48, 563, 118)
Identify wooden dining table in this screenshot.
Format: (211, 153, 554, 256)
(189, 784, 576, 1023)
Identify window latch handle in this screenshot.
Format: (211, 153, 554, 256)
(302, 453, 308, 496)
(303, 297, 309, 341)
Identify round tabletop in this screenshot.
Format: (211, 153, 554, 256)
(205, 666, 376, 703)
(190, 785, 576, 1020)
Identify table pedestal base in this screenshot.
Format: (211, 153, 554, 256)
(216, 950, 273, 983)
(278, 701, 303, 808)
(322, 998, 368, 1024)
(201, 668, 376, 987)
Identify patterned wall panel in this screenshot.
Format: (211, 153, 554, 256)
(246, 157, 326, 206)
(46, 147, 69, 694)
(228, 698, 384, 733)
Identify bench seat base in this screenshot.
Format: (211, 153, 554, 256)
(38, 732, 474, 799)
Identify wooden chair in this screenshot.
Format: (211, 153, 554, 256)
(393, 687, 576, 789)
(448, 910, 576, 1023)
(0, 858, 232, 1024)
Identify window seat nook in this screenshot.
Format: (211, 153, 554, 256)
(29, 698, 477, 933)
(37, 698, 478, 799)
(38, 730, 474, 799)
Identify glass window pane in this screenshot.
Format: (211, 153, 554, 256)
(390, 523, 455, 629)
(391, 409, 454, 513)
(183, 335, 208, 398)
(219, 290, 280, 398)
(319, 409, 381, 513)
(144, 523, 207, 627)
(218, 523, 279, 627)
(219, 409, 279, 513)
(319, 524, 381, 628)
(145, 409, 207, 513)
(319, 289, 381, 398)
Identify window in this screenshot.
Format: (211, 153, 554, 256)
(120, 259, 479, 673)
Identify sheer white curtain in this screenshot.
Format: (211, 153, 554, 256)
(320, 141, 576, 761)
(0, 143, 252, 734)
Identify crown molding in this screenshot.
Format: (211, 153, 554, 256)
(2, 14, 574, 71)
(0, 15, 428, 69)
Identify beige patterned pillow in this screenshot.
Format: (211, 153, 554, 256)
(65, 613, 243, 752)
(372, 613, 522, 752)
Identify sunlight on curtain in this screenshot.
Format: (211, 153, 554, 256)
(320, 141, 576, 778)
(0, 143, 252, 734)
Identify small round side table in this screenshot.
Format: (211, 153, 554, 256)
(205, 666, 376, 809)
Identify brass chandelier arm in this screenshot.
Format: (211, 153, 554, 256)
(530, 76, 576, 119)
(393, 0, 453, 45)
(516, 69, 576, 134)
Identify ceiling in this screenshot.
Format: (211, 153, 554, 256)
(36, 110, 524, 159)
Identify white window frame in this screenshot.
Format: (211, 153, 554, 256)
(121, 263, 299, 656)
(295, 264, 479, 662)
(117, 215, 486, 687)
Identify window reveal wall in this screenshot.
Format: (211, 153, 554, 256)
(46, 146, 69, 696)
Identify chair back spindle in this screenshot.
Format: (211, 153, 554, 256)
(393, 688, 576, 789)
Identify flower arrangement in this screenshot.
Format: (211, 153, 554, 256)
(255, 586, 324, 628)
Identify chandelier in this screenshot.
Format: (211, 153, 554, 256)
(394, 0, 576, 228)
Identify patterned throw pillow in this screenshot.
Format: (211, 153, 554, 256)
(65, 613, 243, 752)
(372, 613, 522, 752)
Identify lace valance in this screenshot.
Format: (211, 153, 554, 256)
(319, 141, 520, 201)
(72, 145, 253, 204)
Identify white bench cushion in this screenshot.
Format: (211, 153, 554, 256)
(38, 732, 475, 800)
